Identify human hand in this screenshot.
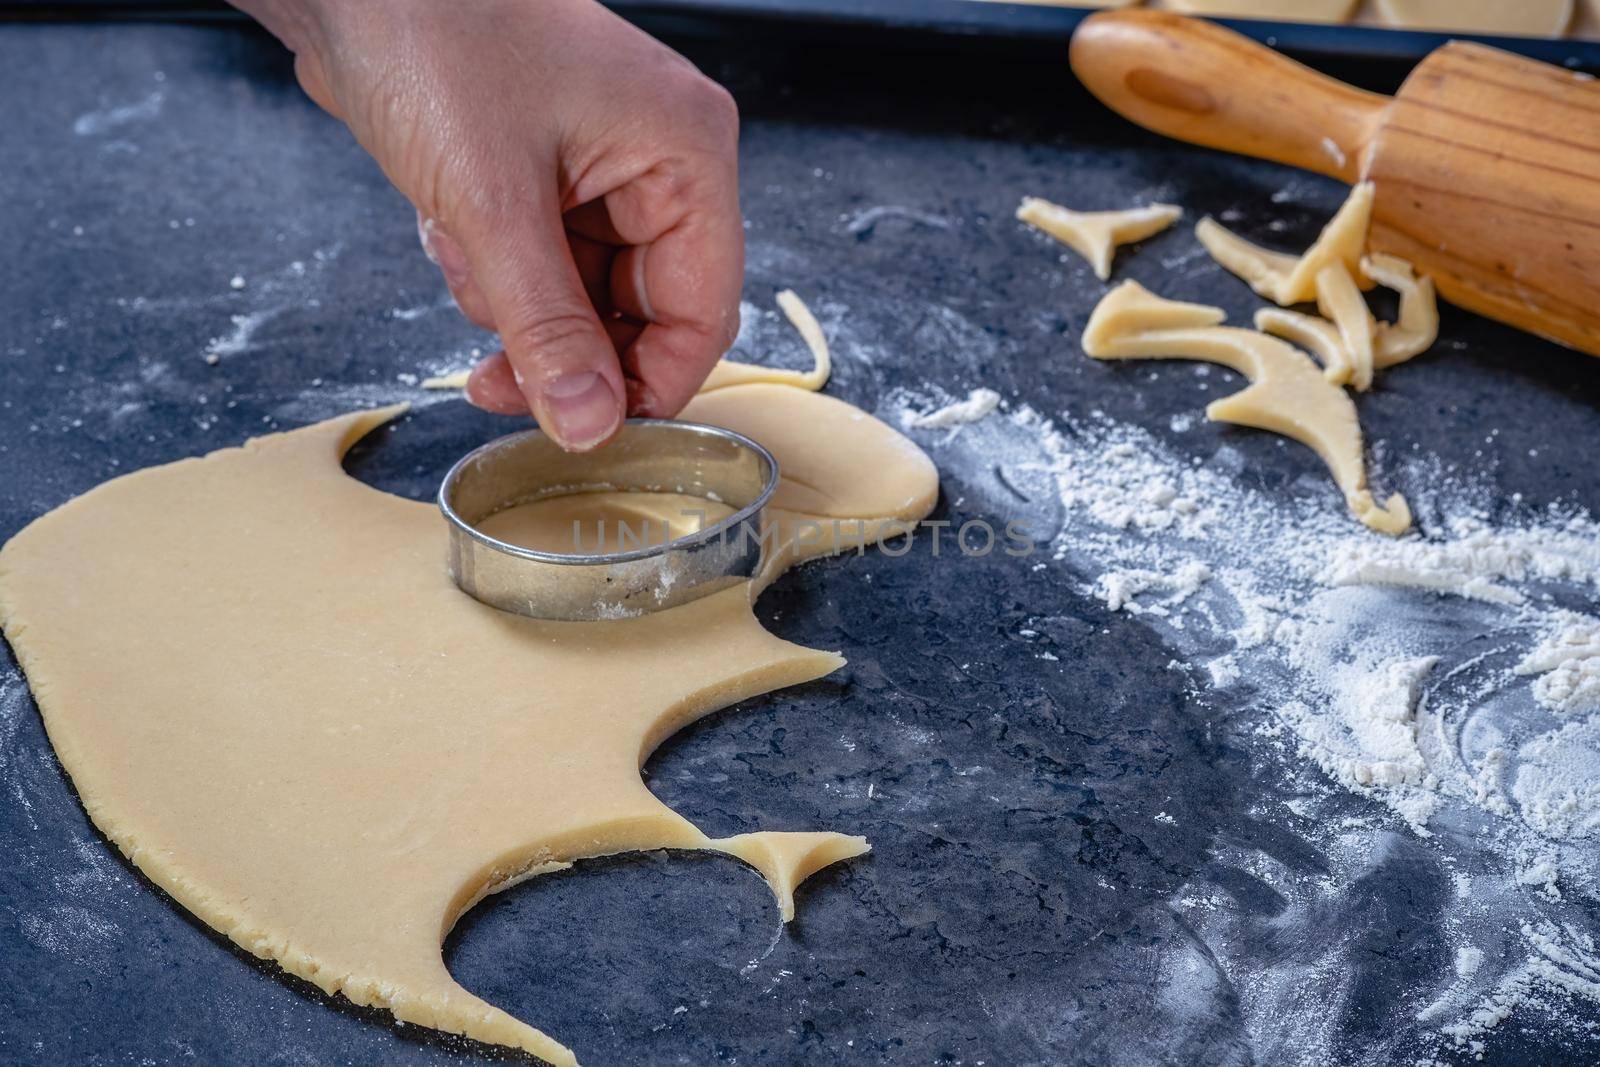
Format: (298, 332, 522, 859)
(236, 0, 744, 450)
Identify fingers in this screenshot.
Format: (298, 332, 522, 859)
(414, 72, 741, 434)
(612, 199, 744, 418)
(459, 203, 627, 452)
(424, 213, 647, 428)
(592, 88, 743, 418)
(567, 231, 617, 314)
(463, 352, 524, 414)
(417, 211, 495, 330)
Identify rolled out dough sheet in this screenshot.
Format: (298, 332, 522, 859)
(477, 491, 734, 554)
(1165, 0, 1357, 22)
(1372, 0, 1574, 35)
(0, 372, 938, 1064)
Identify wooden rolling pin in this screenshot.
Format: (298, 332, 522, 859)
(1070, 10, 1600, 358)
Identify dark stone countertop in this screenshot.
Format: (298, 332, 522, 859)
(1, 15, 1597, 1067)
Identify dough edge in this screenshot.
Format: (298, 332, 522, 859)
(0, 400, 935, 1066)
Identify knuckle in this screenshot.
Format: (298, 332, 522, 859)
(711, 304, 740, 351)
(642, 160, 696, 205)
(660, 66, 738, 149)
(696, 80, 740, 140)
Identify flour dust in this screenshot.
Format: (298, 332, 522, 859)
(890, 387, 1600, 1064)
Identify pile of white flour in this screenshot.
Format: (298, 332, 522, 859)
(891, 385, 1600, 1064)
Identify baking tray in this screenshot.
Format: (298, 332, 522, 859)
(610, 0, 1600, 64)
(6, 6, 1600, 1065)
(7, 0, 1600, 69)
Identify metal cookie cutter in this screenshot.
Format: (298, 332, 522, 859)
(438, 419, 780, 621)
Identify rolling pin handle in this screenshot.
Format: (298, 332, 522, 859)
(1070, 9, 1387, 185)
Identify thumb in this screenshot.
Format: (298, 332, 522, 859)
(459, 201, 626, 452)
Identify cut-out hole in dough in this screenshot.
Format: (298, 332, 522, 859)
(476, 491, 734, 555)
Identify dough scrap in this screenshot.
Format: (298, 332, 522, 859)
(422, 290, 831, 397)
(422, 369, 470, 390)
(0, 376, 938, 1063)
(1165, 0, 1358, 21)
(714, 831, 872, 923)
(1017, 197, 1182, 280)
(1201, 183, 1438, 386)
(1197, 182, 1374, 306)
(1255, 253, 1438, 383)
(1084, 280, 1410, 535)
(1253, 306, 1349, 379)
(1373, 0, 1574, 36)
(703, 289, 832, 392)
(1363, 253, 1440, 369)
(1314, 262, 1377, 391)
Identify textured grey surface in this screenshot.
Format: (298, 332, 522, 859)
(1, 17, 1598, 1067)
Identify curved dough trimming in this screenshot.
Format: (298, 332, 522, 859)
(1373, 0, 1573, 36)
(702, 288, 832, 391)
(1200, 183, 1439, 385)
(1314, 262, 1377, 391)
(1197, 182, 1375, 306)
(424, 289, 833, 396)
(1255, 255, 1439, 382)
(1363, 253, 1439, 369)
(1017, 197, 1182, 280)
(1254, 306, 1349, 379)
(1084, 280, 1410, 535)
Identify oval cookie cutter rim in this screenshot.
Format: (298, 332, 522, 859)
(438, 419, 781, 620)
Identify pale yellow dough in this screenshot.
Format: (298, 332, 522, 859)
(1256, 269, 1438, 385)
(478, 492, 733, 555)
(1197, 182, 1374, 306)
(1373, 0, 1573, 36)
(424, 289, 832, 396)
(1314, 262, 1377, 391)
(421, 369, 470, 390)
(1254, 306, 1349, 378)
(1017, 197, 1182, 280)
(1165, 0, 1357, 22)
(1084, 280, 1410, 535)
(1363, 253, 1439, 369)
(703, 289, 833, 391)
(1253, 256, 1438, 384)
(1199, 183, 1439, 386)
(0, 362, 938, 1063)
